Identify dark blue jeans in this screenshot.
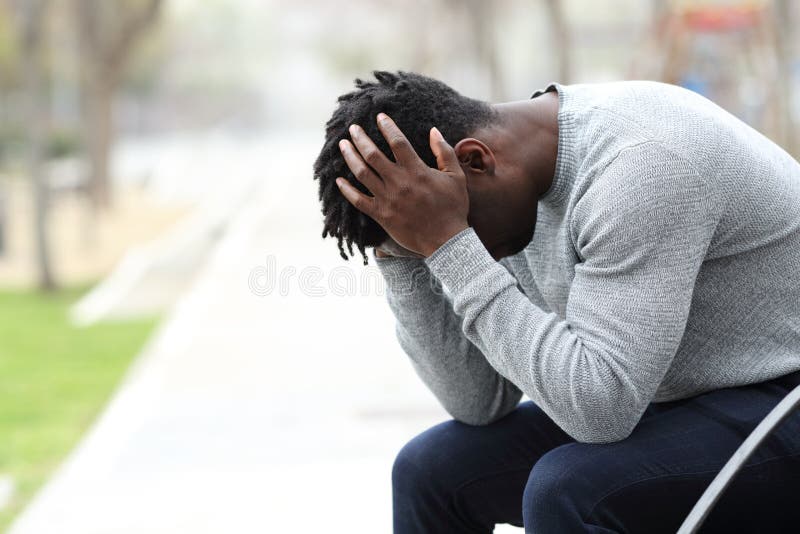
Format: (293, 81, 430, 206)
(392, 371, 800, 533)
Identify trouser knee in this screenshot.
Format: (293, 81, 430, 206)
(523, 445, 591, 534)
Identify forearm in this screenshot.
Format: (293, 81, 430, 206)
(425, 229, 685, 443)
(377, 254, 522, 424)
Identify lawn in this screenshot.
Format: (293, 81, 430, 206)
(0, 286, 158, 532)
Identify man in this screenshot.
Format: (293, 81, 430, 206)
(312, 71, 800, 533)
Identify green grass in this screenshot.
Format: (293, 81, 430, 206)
(0, 286, 158, 532)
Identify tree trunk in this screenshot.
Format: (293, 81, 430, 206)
(74, 0, 162, 210)
(19, 0, 56, 291)
(544, 0, 572, 83)
(773, 0, 797, 157)
(0, 184, 7, 256)
(465, 0, 504, 100)
(84, 74, 114, 208)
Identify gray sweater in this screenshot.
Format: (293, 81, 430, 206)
(376, 81, 800, 444)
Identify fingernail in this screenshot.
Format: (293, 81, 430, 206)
(377, 113, 388, 122)
(335, 178, 344, 188)
(349, 124, 358, 136)
(431, 126, 442, 140)
(338, 139, 347, 152)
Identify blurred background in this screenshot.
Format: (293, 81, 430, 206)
(0, 0, 798, 532)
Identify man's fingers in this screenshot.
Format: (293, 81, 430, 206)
(429, 127, 460, 173)
(336, 177, 378, 218)
(349, 124, 394, 178)
(376, 113, 419, 167)
(339, 139, 384, 194)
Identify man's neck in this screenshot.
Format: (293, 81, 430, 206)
(490, 93, 560, 198)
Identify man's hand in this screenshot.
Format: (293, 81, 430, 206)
(336, 113, 469, 257)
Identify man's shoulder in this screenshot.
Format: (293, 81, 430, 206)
(559, 80, 720, 136)
(558, 80, 736, 181)
(560, 80, 700, 109)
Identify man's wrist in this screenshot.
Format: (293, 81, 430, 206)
(424, 226, 512, 298)
(422, 221, 470, 257)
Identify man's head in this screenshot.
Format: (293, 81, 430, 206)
(314, 71, 497, 262)
(313, 70, 557, 263)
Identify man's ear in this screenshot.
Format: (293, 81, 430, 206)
(454, 138, 496, 175)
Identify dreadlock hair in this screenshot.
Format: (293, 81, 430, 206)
(313, 70, 498, 264)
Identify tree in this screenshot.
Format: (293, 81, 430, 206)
(543, 0, 572, 84)
(463, 0, 505, 100)
(74, 0, 162, 208)
(773, 0, 797, 156)
(12, 0, 55, 290)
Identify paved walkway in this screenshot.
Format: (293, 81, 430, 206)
(9, 136, 522, 534)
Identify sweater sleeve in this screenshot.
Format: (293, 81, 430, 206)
(425, 142, 720, 443)
(375, 254, 522, 425)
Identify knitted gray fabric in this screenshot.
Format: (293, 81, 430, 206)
(376, 81, 800, 443)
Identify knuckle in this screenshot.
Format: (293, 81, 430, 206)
(388, 135, 407, 150)
(354, 166, 371, 182)
(362, 147, 381, 163)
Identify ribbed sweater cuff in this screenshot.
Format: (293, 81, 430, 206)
(425, 227, 508, 294)
(375, 252, 430, 295)
(375, 254, 426, 276)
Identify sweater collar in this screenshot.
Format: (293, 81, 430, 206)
(531, 82, 578, 207)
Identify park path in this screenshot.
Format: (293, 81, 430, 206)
(9, 135, 464, 533)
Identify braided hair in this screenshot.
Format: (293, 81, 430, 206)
(313, 71, 497, 264)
